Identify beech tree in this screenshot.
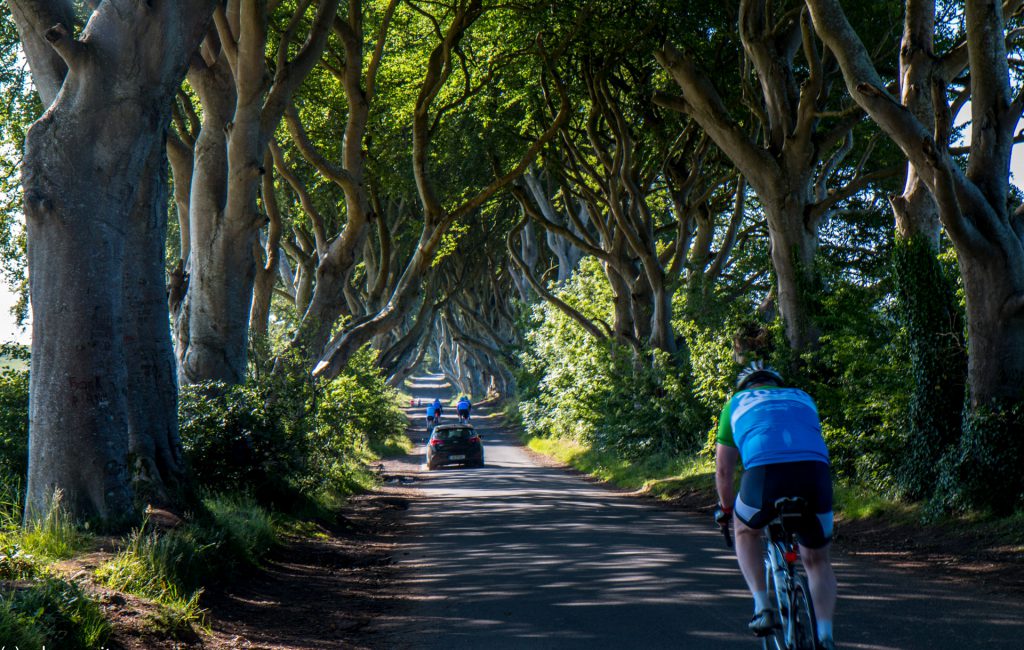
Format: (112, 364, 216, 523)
(11, 0, 216, 523)
(656, 0, 901, 353)
(168, 0, 338, 385)
(807, 0, 1024, 510)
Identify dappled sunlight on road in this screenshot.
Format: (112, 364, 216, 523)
(380, 377, 1024, 649)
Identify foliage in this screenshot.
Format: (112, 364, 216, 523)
(0, 345, 29, 481)
(179, 379, 312, 506)
(891, 235, 967, 498)
(313, 346, 409, 492)
(0, 9, 33, 321)
(936, 401, 1024, 515)
(180, 345, 405, 504)
(516, 258, 711, 460)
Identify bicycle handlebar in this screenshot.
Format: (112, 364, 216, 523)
(721, 520, 733, 548)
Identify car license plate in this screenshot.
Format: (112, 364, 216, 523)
(449, 454, 465, 461)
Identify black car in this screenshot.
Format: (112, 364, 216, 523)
(426, 424, 484, 470)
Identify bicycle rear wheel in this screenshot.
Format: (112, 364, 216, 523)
(790, 575, 817, 650)
(761, 557, 785, 650)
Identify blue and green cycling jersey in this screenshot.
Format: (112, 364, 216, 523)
(717, 386, 828, 469)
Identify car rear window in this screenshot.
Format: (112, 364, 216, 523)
(435, 429, 473, 441)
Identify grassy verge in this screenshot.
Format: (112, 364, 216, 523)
(94, 493, 278, 637)
(0, 492, 110, 649)
(526, 435, 715, 497)
(370, 430, 415, 458)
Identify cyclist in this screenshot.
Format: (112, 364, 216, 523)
(425, 402, 437, 428)
(714, 360, 837, 650)
(457, 396, 472, 423)
(432, 397, 443, 422)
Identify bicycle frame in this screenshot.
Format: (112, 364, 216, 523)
(761, 510, 817, 650)
(720, 503, 817, 650)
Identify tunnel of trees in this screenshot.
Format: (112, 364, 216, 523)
(2, 0, 1024, 529)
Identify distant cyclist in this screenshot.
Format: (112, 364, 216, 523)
(425, 402, 437, 428)
(714, 360, 837, 650)
(432, 397, 444, 422)
(457, 396, 472, 423)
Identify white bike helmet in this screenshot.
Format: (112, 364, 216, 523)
(736, 360, 784, 390)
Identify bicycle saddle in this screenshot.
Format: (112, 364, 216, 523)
(773, 496, 808, 514)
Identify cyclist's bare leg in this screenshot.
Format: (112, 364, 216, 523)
(733, 516, 767, 596)
(799, 542, 836, 628)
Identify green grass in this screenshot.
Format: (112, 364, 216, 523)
(0, 599, 47, 649)
(95, 494, 282, 638)
(204, 493, 278, 561)
(20, 496, 91, 561)
(0, 577, 111, 649)
(0, 488, 90, 562)
(370, 431, 414, 458)
(526, 434, 716, 498)
(831, 484, 919, 523)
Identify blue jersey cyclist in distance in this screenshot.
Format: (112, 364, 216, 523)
(457, 396, 471, 421)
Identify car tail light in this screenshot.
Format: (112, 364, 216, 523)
(467, 436, 480, 444)
(430, 438, 443, 446)
(784, 550, 798, 564)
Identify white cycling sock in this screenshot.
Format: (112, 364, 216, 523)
(817, 619, 833, 641)
(753, 590, 770, 613)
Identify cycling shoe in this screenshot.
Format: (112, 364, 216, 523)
(748, 608, 779, 636)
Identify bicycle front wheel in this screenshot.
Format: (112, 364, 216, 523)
(790, 574, 818, 650)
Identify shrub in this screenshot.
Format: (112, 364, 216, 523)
(515, 259, 711, 460)
(936, 401, 1024, 515)
(0, 344, 29, 481)
(180, 346, 406, 505)
(179, 380, 312, 505)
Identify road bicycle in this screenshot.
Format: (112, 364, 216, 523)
(721, 497, 819, 650)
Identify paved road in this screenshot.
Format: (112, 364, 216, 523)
(380, 376, 1024, 649)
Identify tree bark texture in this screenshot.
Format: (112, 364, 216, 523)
(13, 0, 215, 523)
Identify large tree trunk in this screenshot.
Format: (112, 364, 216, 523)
(14, 1, 215, 523)
(961, 256, 1024, 405)
(125, 144, 188, 508)
(887, 1, 967, 496)
(764, 193, 820, 354)
(178, 0, 338, 385)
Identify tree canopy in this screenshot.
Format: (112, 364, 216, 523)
(4, 0, 1024, 523)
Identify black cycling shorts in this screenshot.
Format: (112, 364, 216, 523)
(458, 408, 470, 417)
(735, 460, 834, 549)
